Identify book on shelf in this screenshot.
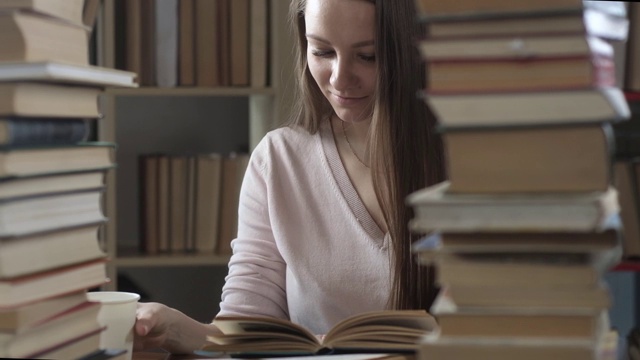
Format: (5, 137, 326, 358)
(140, 153, 224, 255)
(169, 155, 188, 253)
(0, 187, 106, 238)
(0, 222, 106, 278)
(406, 181, 619, 233)
(0, 300, 102, 359)
(430, 289, 610, 340)
(423, 86, 630, 128)
(154, 0, 178, 88)
(124, 0, 143, 81)
(230, 0, 250, 86)
(82, 0, 101, 29)
(202, 310, 437, 355)
(613, 160, 640, 258)
(178, 0, 195, 86)
(425, 6, 629, 41)
(157, 155, 170, 253)
(418, 34, 612, 61)
(627, 2, 640, 92)
(0, 258, 106, 308)
(0, 10, 89, 65)
(218, 153, 250, 255)
(417, 329, 618, 360)
(442, 123, 613, 193)
(195, 153, 223, 254)
(427, 52, 615, 93)
(0, 82, 101, 118)
(250, 0, 269, 88)
(195, 0, 219, 86)
(139, 154, 160, 255)
(218, 0, 231, 86)
(0, 117, 90, 147)
(0, 290, 87, 331)
(0, 142, 114, 178)
(0, 62, 138, 87)
(140, 0, 156, 86)
(0, 0, 86, 28)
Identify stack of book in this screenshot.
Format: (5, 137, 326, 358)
(408, 0, 631, 359)
(138, 152, 249, 256)
(0, 0, 136, 358)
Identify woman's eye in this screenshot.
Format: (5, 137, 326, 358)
(360, 54, 376, 62)
(311, 50, 333, 57)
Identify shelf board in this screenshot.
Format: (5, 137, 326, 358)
(113, 253, 230, 267)
(611, 260, 640, 272)
(105, 86, 276, 97)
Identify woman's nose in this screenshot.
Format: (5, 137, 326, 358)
(330, 57, 357, 91)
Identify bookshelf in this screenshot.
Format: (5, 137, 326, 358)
(95, 0, 295, 295)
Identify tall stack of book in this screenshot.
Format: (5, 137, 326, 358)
(0, 0, 136, 358)
(408, 0, 631, 359)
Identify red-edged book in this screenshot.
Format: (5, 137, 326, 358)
(0, 258, 107, 308)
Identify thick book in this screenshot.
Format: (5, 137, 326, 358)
(0, 11, 89, 66)
(0, 188, 106, 238)
(430, 289, 610, 340)
(433, 250, 621, 290)
(0, 290, 87, 330)
(427, 53, 615, 93)
(202, 310, 437, 355)
(0, 0, 86, 27)
(0, 82, 101, 118)
(442, 283, 611, 310)
(0, 62, 138, 88)
(0, 142, 114, 178)
(415, 0, 600, 20)
(417, 329, 618, 360)
(0, 117, 89, 147)
(426, 7, 629, 41)
(32, 327, 102, 360)
(424, 86, 630, 128)
(411, 228, 620, 256)
(0, 222, 106, 278)
(442, 123, 613, 193)
(0, 258, 106, 308)
(217, 153, 250, 255)
(407, 181, 619, 233)
(0, 168, 107, 200)
(0, 301, 101, 358)
(418, 33, 612, 61)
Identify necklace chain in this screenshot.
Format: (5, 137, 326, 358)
(341, 121, 370, 168)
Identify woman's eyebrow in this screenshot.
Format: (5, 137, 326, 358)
(306, 34, 374, 48)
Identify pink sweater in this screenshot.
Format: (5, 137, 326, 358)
(218, 121, 392, 335)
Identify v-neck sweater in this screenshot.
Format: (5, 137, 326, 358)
(218, 121, 392, 335)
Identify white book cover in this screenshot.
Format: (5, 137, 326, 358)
(0, 62, 138, 88)
(155, 0, 178, 88)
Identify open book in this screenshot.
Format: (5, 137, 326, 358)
(202, 310, 438, 356)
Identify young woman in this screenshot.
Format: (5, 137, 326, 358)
(134, 0, 444, 353)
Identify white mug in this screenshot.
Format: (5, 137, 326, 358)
(87, 291, 141, 360)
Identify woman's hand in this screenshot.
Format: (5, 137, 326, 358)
(133, 302, 223, 354)
(134, 302, 173, 351)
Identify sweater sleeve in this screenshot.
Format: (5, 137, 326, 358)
(217, 138, 289, 320)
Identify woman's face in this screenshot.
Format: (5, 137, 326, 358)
(304, 0, 377, 124)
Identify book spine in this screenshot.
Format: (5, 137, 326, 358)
(6, 118, 89, 147)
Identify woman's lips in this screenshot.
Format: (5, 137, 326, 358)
(332, 93, 367, 106)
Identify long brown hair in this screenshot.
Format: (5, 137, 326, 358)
(287, 0, 444, 310)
